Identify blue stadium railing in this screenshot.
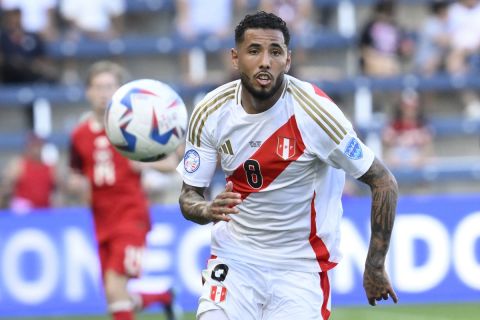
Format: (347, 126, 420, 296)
(2, 72, 480, 107)
(44, 29, 354, 59)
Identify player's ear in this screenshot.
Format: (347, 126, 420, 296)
(285, 50, 292, 73)
(231, 48, 239, 70)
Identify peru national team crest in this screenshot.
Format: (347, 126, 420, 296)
(210, 285, 227, 303)
(276, 136, 296, 160)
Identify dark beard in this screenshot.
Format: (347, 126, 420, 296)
(240, 72, 284, 101)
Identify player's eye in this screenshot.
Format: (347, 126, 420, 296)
(271, 49, 282, 56)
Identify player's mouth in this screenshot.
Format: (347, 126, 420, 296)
(255, 72, 272, 87)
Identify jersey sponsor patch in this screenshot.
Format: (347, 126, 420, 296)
(184, 149, 200, 173)
(210, 285, 227, 303)
(344, 138, 363, 160)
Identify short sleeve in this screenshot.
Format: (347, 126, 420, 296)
(325, 135, 375, 179)
(295, 89, 375, 179)
(176, 121, 218, 188)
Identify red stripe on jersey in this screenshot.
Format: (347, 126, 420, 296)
(320, 271, 331, 320)
(226, 115, 305, 199)
(311, 84, 333, 103)
(309, 192, 338, 271)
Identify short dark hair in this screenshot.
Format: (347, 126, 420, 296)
(234, 11, 290, 46)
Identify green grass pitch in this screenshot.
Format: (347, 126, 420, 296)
(15, 303, 480, 320)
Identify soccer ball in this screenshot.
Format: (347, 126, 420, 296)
(105, 79, 188, 162)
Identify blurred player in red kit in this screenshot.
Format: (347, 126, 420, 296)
(0, 132, 57, 214)
(68, 60, 178, 320)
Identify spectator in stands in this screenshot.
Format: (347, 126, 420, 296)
(1, 0, 59, 42)
(258, 0, 315, 77)
(174, 0, 248, 84)
(58, 0, 126, 84)
(0, 133, 58, 214)
(0, 6, 59, 137)
(0, 7, 58, 83)
(446, 0, 480, 74)
(382, 89, 434, 169)
(67, 60, 178, 320)
(413, 0, 450, 76)
(59, 0, 125, 41)
(446, 0, 480, 119)
(358, 0, 414, 77)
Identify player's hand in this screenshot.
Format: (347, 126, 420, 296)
(205, 181, 242, 223)
(363, 263, 398, 306)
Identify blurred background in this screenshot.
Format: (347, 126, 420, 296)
(0, 0, 479, 319)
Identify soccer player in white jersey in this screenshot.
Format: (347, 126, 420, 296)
(177, 11, 399, 320)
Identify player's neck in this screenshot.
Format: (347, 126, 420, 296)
(90, 112, 105, 130)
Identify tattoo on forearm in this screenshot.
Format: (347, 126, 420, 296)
(179, 184, 211, 225)
(358, 159, 398, 267)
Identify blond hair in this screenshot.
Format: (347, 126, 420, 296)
(85, 60, 129, 87)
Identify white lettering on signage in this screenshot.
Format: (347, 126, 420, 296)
(392, 214, 450, 292)
(453, 211, 480, 289)
(64, 228, 100, 301)
(2, 229, 59, 304)
(129, 224, 174, 293)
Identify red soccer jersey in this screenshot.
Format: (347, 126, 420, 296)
(69, 118, 151, 241)
(13, 158, 55, 208)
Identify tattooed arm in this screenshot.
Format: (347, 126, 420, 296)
(179, 181, 242, 225)
(357, 158, 399, 306)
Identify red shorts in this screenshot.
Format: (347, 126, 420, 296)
(98, 232, 147, 278)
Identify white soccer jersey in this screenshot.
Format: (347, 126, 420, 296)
(177, 75, 375, 272)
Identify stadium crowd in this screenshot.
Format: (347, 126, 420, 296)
(0, 0, 478, 199)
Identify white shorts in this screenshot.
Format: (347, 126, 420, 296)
(197, 256, 331, 320)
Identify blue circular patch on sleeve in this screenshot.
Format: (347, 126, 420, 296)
(344, 138, 363, 160)
(184, 149, 200, 173)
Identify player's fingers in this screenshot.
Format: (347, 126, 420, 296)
(388, 288, 399, 303)
(218, 192, 242, 200)
(225, 181, 234, 192)
(210, 209, 238, 218)
(214, 198, 241, 208)
(211, 204, 239, 215)
(212, 213, 231, 222)
(368, 297, 376, 306)
(222, 182, 242, 199)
